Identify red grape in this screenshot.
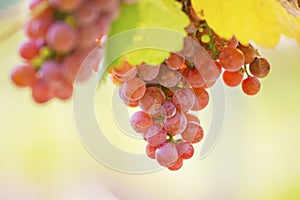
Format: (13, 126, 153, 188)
(139, 87, 166, 115)
(191, 87, 209, 111)
(145, 125, 167, 147)
(176, 142, 194, 159)
(219, 47, 245, 72)
(11, 64, 37, 87)
(181, 121, 204, 143)
(249, 57, 270, 78)
(222, 70, 244, 87)
(130, 111, 152, 133)
(242, 76, 261, 95)
(155, 142, 178, 167)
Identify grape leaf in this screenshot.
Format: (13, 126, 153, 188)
(191, 0, 300, 48)
(104, 0, 189, 68)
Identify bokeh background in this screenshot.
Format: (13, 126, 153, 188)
(1, 1, 300, 199)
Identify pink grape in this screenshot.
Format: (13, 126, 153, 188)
(118, 87, 138, 107)
(166, 52, 185, 70)
(24, 18, 52, 39)
(161, 101, 177, 118)
(219, 47, 245, 72)
(146, 143, 156, 159)
(176, 142, 194, 159)
(18, 40, 39, 60)
(55, 82, 73, 100)
(77, 24, 101, 50)
(75, 2, 100, 26)
(168, 158, 183, 171)
(11, 63, 37, 87)
(139, 87, 166, 115)
(46, 22, 78, 53)
(157, 64, 181, 88)
(242, 76, 261, 95)
(111, 61, 137, 82)
(31, 81, 54, 103)
(182, 67, 205, 88)
(48, 0, 84, 12)
(155, 142, 178, 167)
(130, 111, 152, 133)
(172, 88, 195, 113)
(164, 112, 187, 136)
(181, 121, 204, 143)
(191, 87, 209, 111)
(122, 77, 146, 101)
(145, 125, 167, 147)
(185, 113, 200, 125)
(137, 64, 160, 81)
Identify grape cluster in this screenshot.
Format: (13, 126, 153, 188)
(108, 0, 271, 170)
(10, 0, 128, 103)
(110, 48, 215, 170)
(182, 1, 271, 96)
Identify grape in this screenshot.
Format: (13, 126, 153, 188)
(40, 61, 65, 92)
(191, 87, 209, 111)
(168, 158, 183, 171)
(180, 36, 198, 58)
(18, 40, 39, 60)
(24, 18, 52, 40)
(176, 142, 194, 159)
(75, 2, 100, 26)
(32, 82, 54, 103)
(11, 64, 37, 87)
(61, 51, 86, 83)
(77, 24, 101, 50)
(146, 143, 156, 159)
(130, 111, 152, 133)
(157, 64, 181, 88)
(155, 142, 178, 167)
(118, 87, 138, 107)
(219, 47, 245, 72)
(237, 44, 257, 64)
(172, 88, 195, 113)
(165, 52, 185, 70)
(227, 36, 238, 48)
(181, 121, 204, 143)
(185, 113, 200, 125)
(249, 57, 271, 78)
(161, 101, 177, 119)
(29, 0, 54, 19)
(55, 82, 73, 100)
(139, 87, 166, 115)
(242, 76, 261, 95)
(137, 64, 160, 81)
(111, 61, 137, 82)
(164, 112, 187, 136)
(222, 70, 244, 87)
(48, 0, 84, 12)
(46, 22, 78, 53)
(182, 67, 205, 88)
(191, 47, 221, 87)
(145, 125, 167, 147)
(122, 77, 146, 101)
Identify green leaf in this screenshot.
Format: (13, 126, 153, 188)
(104, 0, 189, 68)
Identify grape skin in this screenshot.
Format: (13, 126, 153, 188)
(219, 47, 245, 72)
(249, 57, 270, 78)
(242, 77, 261, 96)
(222, 70, 244, 87)
(155, 142, 178, 167)
(130, 111, 152, 133)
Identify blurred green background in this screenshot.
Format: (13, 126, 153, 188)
(1, 1, 300, 200)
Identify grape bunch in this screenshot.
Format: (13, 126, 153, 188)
(108, 0, 271, 170)
(182, 1, 271, 95)
(110, 56, 210, 170)
(10, 0, 129, 103)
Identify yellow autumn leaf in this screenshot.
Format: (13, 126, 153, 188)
(191, 0, 300, 48)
